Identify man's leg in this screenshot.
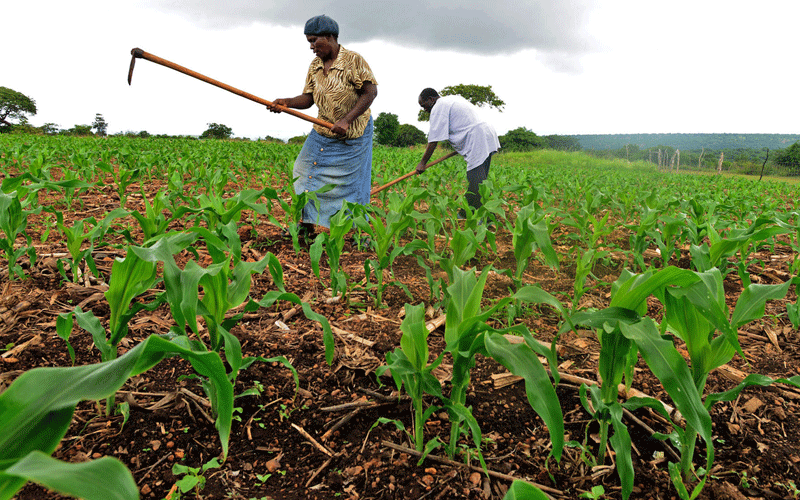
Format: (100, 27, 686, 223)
(465, 153, 493, 212)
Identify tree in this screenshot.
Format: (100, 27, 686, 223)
(374, 112, 400, 146)
(418, 84, 505, 121)
(62, 125, 93, 136)
(0, 87, 37, 129)
(394, 124, 427, 147)
(200, 122, 233, 139)
(544, 135, 582, 152)
(499, 127, 547, 152)
(92, 113, 108, 137)
(441, 84, 505, 111)
(773, 142, 800, 173)
(40, 123, 60, 135)
(261, 135, 286, 143)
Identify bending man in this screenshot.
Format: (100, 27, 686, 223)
(416, 88, 500, 217)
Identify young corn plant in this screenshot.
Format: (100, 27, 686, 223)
(440, 266, 565, 467)
(353, 201, 420, 307)
(647, 214, 685, 267)
(52, 208, 128, 283)
(631, 268, 799, 498)
(567, 266, 701, 500)
(0, 191, 36, 280)
(627, 205, 660, 273)
(0, 173, 81, 211)
(131, 229, 315, 386)
(377, 303, 444, 453)
(0, 330, 238, 500)
(278, 183, 334, 252)
(509, 201, 559, 290)
(126, 231, 304, 442)
(571, 266, 800, 499)
(689, 217, 788, 278)
(96, 147, 144, 207)
(310, 208, 352, 300)
(129, 188, 175, 243)
(57, 247, 166, 414)
(189, 187, 275, 230)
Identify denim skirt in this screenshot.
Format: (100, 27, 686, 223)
(293, 118, 373, 228)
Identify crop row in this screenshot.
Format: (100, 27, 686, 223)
(1, 134, 800, 499)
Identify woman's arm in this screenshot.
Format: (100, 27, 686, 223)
(331, 81, 377, 135)
(267, 93, 314, 112)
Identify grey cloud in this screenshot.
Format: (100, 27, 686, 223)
(146, 0, 598, 72)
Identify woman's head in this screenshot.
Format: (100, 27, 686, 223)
(304, 15, 339, 59)
(304, 15, 339, 39)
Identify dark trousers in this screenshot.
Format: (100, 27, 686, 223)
(465, 152, 493, 211)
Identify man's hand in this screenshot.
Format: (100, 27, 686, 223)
(416, 141, 438, 175)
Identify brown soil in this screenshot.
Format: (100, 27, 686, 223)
(3, 181, 800, 500)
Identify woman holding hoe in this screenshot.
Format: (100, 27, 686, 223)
(267, 15, 378, 237)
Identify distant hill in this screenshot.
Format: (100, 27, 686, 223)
(570, 133, 800, 151)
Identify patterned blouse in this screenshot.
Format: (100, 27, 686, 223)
(303, 46, 377, 140)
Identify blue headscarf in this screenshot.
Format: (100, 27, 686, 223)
(304, 15, 339, 36)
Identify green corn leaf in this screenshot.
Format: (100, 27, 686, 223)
(568, 307, 640, 332)
(529, 217, 559, 270)
(445, 267, 491, 345)
(610, 267, 699, 313)
(704, 374, 800, 409)
(252, 292, 335, 365)
(1, 451, 137, 500)
(0, 333, 232, 498)
(399, 303, 430, 371)
(72, 306, 114, 362)
(129, 232, 198, 332)
(309, 233, 325, 279)
(619, 318, 713, 474)
(668, 461, 706, 500)
(446, 402, 487, 472)
(730, 280, 795, 329)
(608, 403, 634, 500)
(501, 480, 550, 500)
(227, 258, 270, 309)
(620, 318, 712, 434)
(55, 313, 76, 365)
(105, 250, 160, 346)
(219, 326, 244, 378)
(597, 329, 636, 403)
(484, 333, 564, 460)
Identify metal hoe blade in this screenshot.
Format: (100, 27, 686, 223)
(127, 48, 144, 85)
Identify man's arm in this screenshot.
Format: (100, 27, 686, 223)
(416, 141, 439, 174)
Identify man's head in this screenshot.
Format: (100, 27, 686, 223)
(418, 88, 439, 113)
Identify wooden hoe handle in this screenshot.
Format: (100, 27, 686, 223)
(370, 151, 459, 197)
(128, 47, 334, 131)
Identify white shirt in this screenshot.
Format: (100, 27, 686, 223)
(427, 95, 500, 171)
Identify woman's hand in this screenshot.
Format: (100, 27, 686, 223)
(331, 118, 351, 136)
(267, 94, 314, 113)
(266, 98, 289, 113)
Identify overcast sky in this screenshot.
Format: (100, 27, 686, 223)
(4, 1, 799, 140)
